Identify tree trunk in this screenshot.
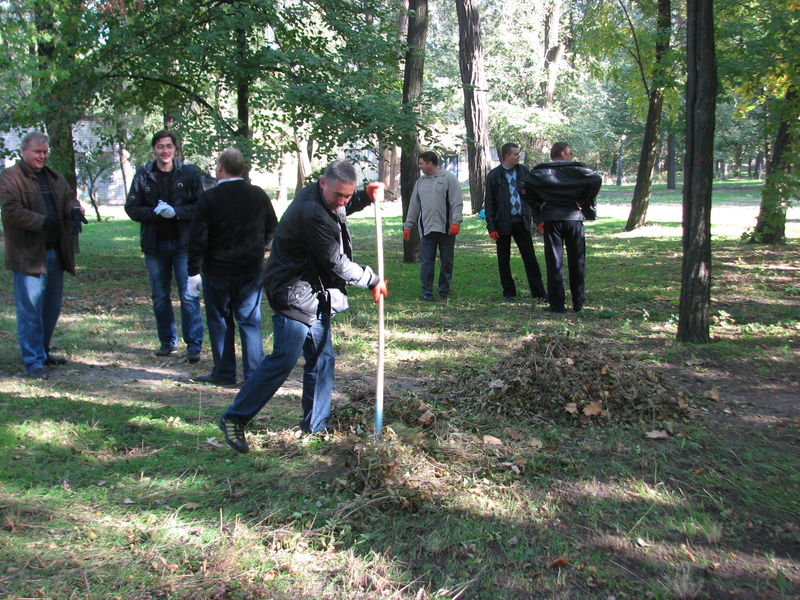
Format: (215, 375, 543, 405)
(677, 0, 717, 344)
(751, 85, 798, 244)
(400, 0, 428, 263)
(540, 0, 564, 108)
(455, 0, 491, 214)
(666, 132, 677, 189)
(624, 0, 670, 231)
(295, 134, 312, 196)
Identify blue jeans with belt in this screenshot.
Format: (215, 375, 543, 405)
(13, 249, 64, 373)
(222, 311, 334, 433)
(203, 272, 264, 382)
(144, 239, 203, 351)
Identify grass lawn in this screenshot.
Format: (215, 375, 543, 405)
(1, 183, 798, 599)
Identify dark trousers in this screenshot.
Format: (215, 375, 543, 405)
(543, 220, 585, 311)
(495, 221, 546, 298)
(203, 272, 264, 382)
(419, 232, 455, 299)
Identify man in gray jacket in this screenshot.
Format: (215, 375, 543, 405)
(403, 151, 463, 301)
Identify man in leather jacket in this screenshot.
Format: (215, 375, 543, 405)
(484, 142, 547, 303)
(217, 160, 387, 453)
(520, 142, 602, 313)
(125, 130, 205, 361)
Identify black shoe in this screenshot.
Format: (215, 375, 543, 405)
(154, 343, 177, 356)
(535, 294, 549, 304)
(187, 348, 201, 363)
(217, 417, 249, 454)
(44, 355, 67, 366)
(28, 367, 48, 380)
(573, 303, 584, 312)
(543, 306, 566, 313)
(503, 296, 515, 302)
(195, 374, 236, 386)
(421, 295, 435, 302)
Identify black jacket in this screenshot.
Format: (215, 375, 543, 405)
(484, 163, 533, 234)
(520, 161, 602, 222)
(265, 181, 378, 326)
(187, 179, 278, 277)
(124, 159, 204, 253)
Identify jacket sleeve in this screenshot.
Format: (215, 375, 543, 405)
(449, 173, 463, 224)
(0, 171, 47, 232)
(187, 193, 210, 276)
(403, 180, 421, 230)
(307, 211, 377, 289)
(484, 169, 497, 232)
(124, 168, 159, 223)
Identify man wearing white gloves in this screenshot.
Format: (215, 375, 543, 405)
(125, 131, 205, 362)
(187, 148, 277, 385)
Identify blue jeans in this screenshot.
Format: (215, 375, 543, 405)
(203, 272, 264, 382)
(144, 239, 203, 350)
(13, 249, 64, 372)
(419, 232, 455, 299)
(223, 311, 334, 433)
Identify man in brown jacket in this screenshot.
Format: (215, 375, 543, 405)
(0, 131, 82, 379)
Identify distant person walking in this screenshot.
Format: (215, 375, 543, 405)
(520, 142, 601, 313)
(125, 130, 205, 361)
(0, 131, 85, 379)
(187, 148, 278, 386)
(403, 151, 463, 301)
(484, 142, 547, 304)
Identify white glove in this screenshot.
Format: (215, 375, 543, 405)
(154, 200, 176, 219)
(186, 274, 203, 299)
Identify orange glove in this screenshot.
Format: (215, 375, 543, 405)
(371, 280, 388, 302)
(488, 231, 500, 240)
(403, 229, 411, 241)
(537, 223, 544, 233)
(449, 223, 460, 236)
(365, 181, 384, 203)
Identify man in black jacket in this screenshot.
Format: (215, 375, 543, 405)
(484, 142, 547, 303)
(187, 148, 278, 385)
(125, 131, 205, 361)
(217, 160, 387, 453)
(520, 142, 602, 313)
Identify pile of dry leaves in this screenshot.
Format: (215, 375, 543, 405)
(458, 334, 691, 427)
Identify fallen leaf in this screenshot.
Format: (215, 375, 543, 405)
(548, 557, 570, 569)
(527, 437, 543, 449)
(483, 435, 503, 446)
(645, 430, 669, 440)
(505, 428, 524, 441)
(583, 401, 603, 416)
(122, 498, 135, 505)
(183, 502, 200, 510)
(507, 537, 519, 547)
(706, 387, 721, 401)
(417, 410, 435, 426)
(205, 437, 222, 447)
(636, 537, 651, 547)
(565, 403, 578, 414)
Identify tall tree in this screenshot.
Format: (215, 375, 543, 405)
(677, 0, 716, 344)
(455, 0, 492, 213)
(400, 0, 429, 263)
(624, 0, 672, 230)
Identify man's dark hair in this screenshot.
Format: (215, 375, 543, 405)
(151, 130, 178, 148)
(21, 131, 49, 150)
(217, 147, 245, 177)
(550, 142, 571, 160)
(418, 151, 439, 166)
(500, 143, 519, 159)
(323, 160, 357, 185)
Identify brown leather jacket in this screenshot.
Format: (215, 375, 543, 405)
(0, 160, 80, 275)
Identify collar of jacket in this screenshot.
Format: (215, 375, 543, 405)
(145, 159, 184, 178)
(17, 159, 57, 181)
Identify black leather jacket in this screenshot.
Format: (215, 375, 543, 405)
(124, 159, 204, 253)
(484, 163, 533, 234)
(265, 181, 378, 326)
(520, 161, 602, 222)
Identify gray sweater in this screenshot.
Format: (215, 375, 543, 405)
(404, 170, 463, 236)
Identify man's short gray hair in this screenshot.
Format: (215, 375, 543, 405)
(323, 160, 357, 185)
(218, 147, 245, 177)
(21, 131, 49, 149)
